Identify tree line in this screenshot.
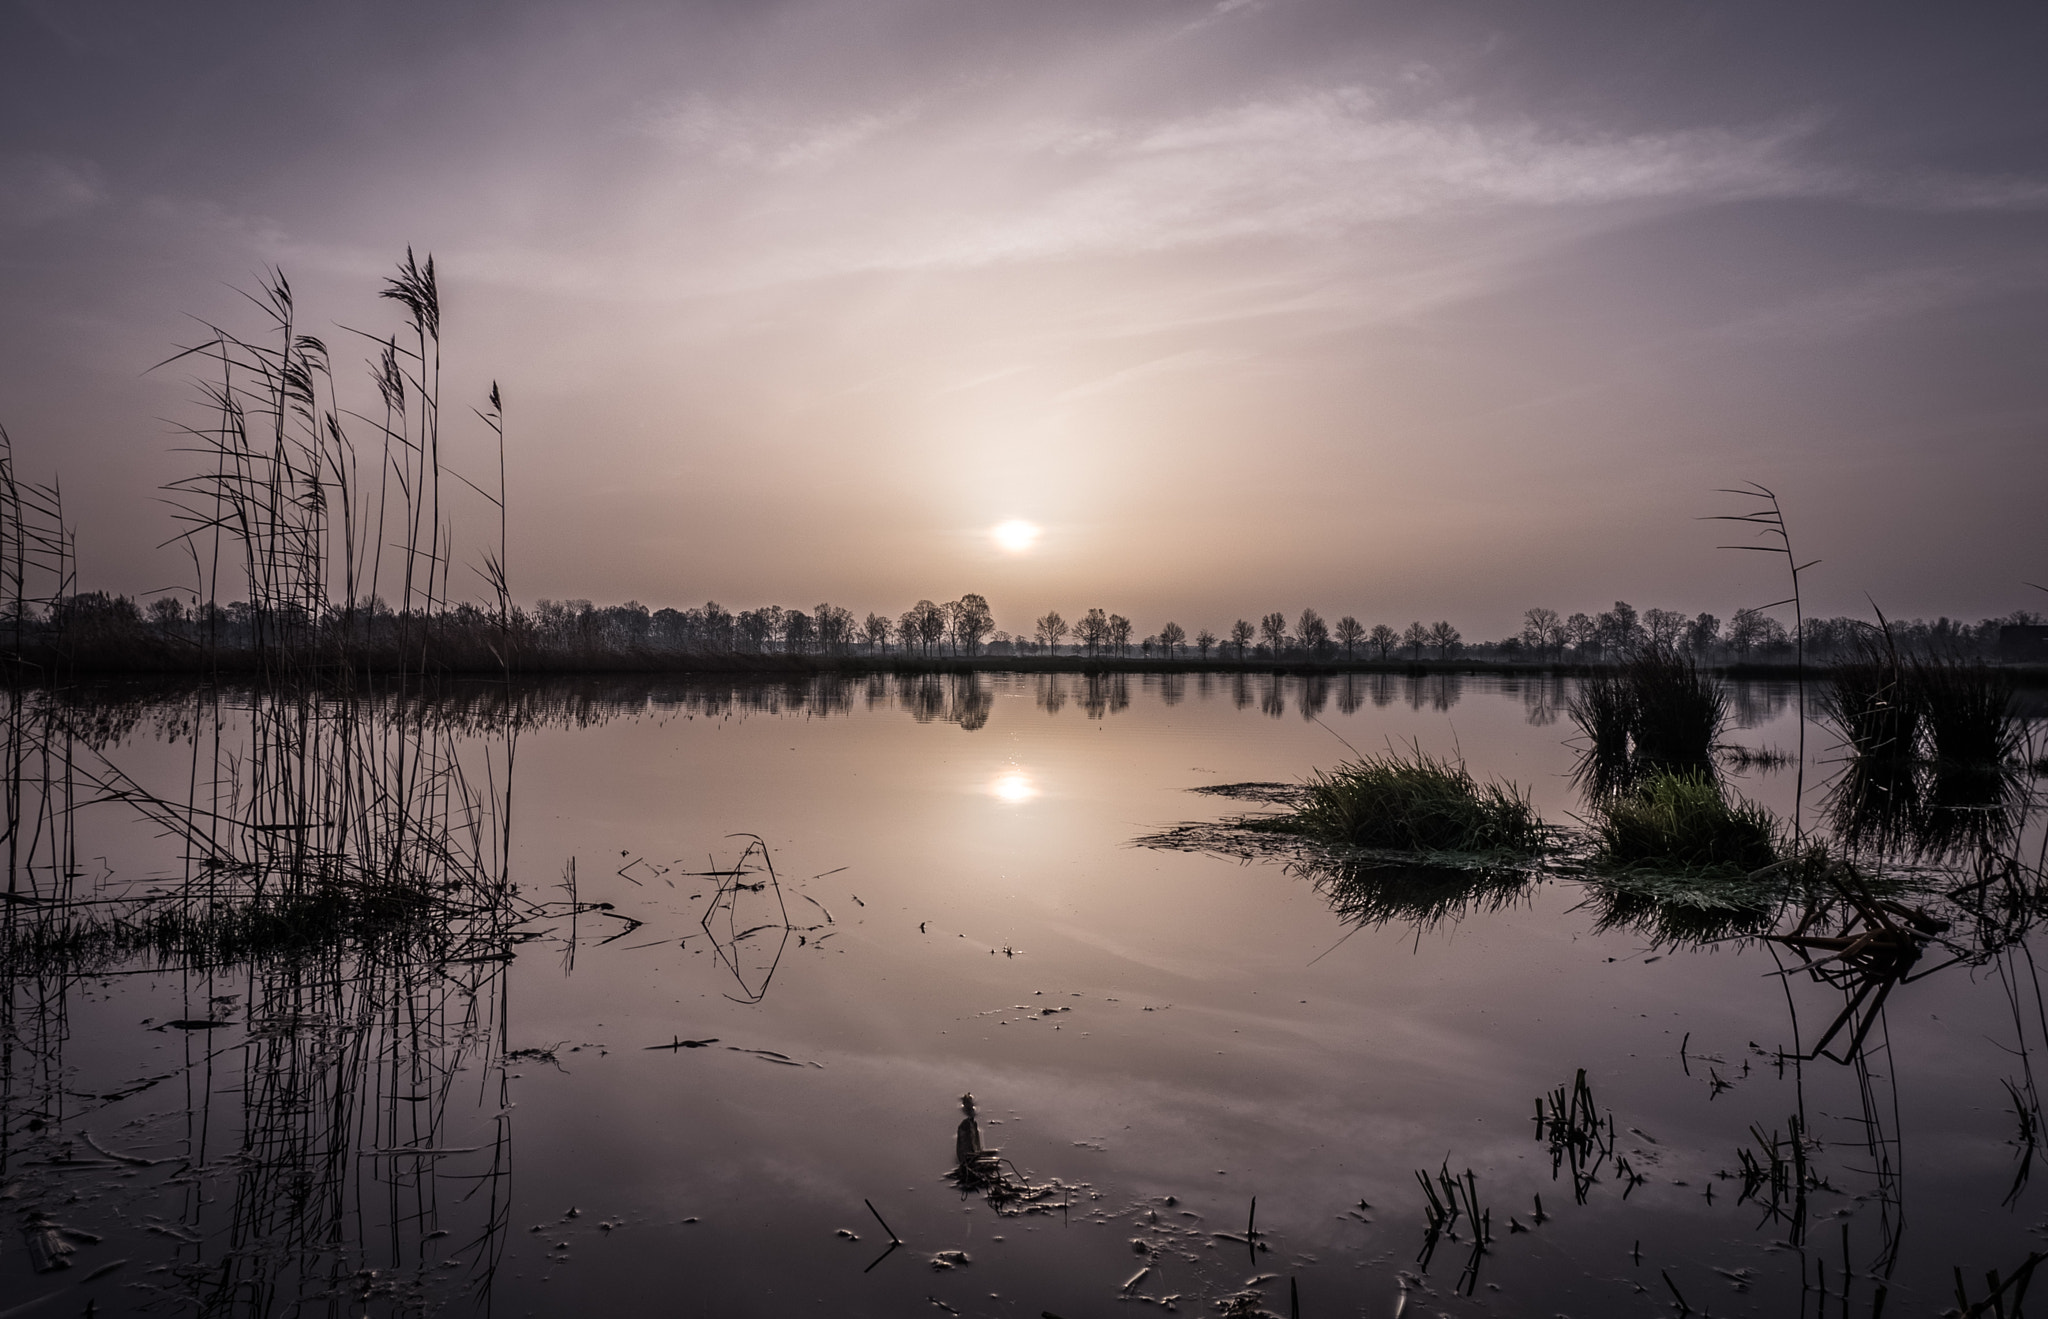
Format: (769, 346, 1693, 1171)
(14, 587, 2043, 670)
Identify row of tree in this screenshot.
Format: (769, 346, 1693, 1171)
(1025, 608, 1464, 660)
(26, 589, 2045, 666)
(1515, 602, 2045, 661)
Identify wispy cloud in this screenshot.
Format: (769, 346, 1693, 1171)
(645, 95, 923, 171)
(618, 85, 1836, 292)
(0, 154, 106, 226)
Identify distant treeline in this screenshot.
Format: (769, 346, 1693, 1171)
(8, 589, 2042, 676)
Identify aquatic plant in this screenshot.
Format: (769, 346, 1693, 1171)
(1586, 769, 1781, 877)
(1626, 652, 1727, 768)
(1917, 657, 2020, 766)
(1822, 639, 2023, 859)
(1569, 652, 1726, 793)
(1252, 748, 1544, 856)
(1822, 647, 1921, 767)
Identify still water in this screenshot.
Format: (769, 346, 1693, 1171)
(2, 671, 2042, 1317)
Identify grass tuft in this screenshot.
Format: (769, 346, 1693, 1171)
(1587, 769, 1782, 877)
(1570, 653, 1726, 792)
(1916, 658, 2019, 766)
(1250, 748, 1544, 855)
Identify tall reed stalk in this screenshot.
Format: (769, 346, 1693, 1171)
(1710, 484, 1818, 837)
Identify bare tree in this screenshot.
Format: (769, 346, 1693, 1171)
(1564, 612, 1596, 655)
(1158, 620, 1186, 657)
(1259, 611, 1288, 655)
(1229, 618, 1255, 659)
(1035, 610, 1068, 653)
(1195, 627, 1217, 659)
(1368, 623, 1398, 659)
(901, 599, 946, 656)
(863, 611, 893, 653)
(1644, 607, 1687, 656)
(1594, 601, 1645, 657)
(1078, 607, 1109, 656)
(1402, 620, 1429, 659)
(1297, 607, 1330, 657)
(1728, 606, 1773, 656)
(950, 593, 994, 655)
(1520, 607, 1565, 659)
(1426, 619, 1461, 659)
(1108, 613, 1133, 656)
(815, 602, 856, 654)
(1684, 611, 1720, 658)
(1334, 615, 1364, 659)
(782, 609, 813, 654)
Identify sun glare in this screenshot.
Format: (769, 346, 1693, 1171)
(991, 771, 1038, 803)
(992, 519, 1040, 553)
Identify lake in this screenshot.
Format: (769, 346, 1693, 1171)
(2, 670, 2042, 1317)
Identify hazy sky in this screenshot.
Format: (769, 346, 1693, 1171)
(3, 1, 2044, 640)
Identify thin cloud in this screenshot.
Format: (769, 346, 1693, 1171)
(0, 154, 106, 226)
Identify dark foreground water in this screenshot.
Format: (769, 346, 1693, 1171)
(2, 671, 2044, 1318)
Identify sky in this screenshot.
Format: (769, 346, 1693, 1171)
(2, 0, 2045, 641)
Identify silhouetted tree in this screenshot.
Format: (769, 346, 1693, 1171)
(1564, 612, 1596, 654)
(1108, 613, 1133, 656)
(1259, 612, 1287, 655)
(1594, 601, 1645, 658)
(902, 599, 946, 655)
(950, 594, 994, 655)
(1644, 607, 1686, 656)
(702, 601, 735, 649)
(1426, 619, 1461, 659)
(1334, 615, 1364, 659)
(1036, 610, 1068, 653)
(1158, 620, 1186, 657)
(1229, 618, 1255, 659)
(738, 605, 782, 652)
(863, 611, 893, 653)
(1727, 607, 1785, 656)
(1297, 608, 1329, 657)
(1402, 621, 1429, 659)
(1368, 623, 1398, 659)
(1195, 627, 1217, 660)
(782, 609, 814, 653)
(1078, 608, 1109, 657)
(1520, 607, 1564, 659)
(1684, 611, 1719, 658)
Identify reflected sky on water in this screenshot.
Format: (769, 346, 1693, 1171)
(1, 672, 2041, 1317)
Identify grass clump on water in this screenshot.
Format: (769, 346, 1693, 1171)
(1587, 769, 1782, 877)
(1570, 652, 1726, 793)
(1252, 748, 1545, 857)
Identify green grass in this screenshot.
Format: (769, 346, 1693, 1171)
(1587, 769, 1782, 877)
(1250, 748, 1545, 856)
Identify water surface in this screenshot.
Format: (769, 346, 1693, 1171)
(3, 672, 2041, 1317)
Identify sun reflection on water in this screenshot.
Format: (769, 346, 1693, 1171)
(991, 770, 1038, 803)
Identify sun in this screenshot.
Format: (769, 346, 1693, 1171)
(991, 519, 1040, 553)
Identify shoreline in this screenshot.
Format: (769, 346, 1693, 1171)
(8, 646, 2047, 686)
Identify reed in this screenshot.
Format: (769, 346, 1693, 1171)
(1587, 769, 1782, 877)
(1822, 643, 1920, 768)
(1569, 653, 1725, 793)
(1822, 635, 2023, 858)
(1917, 657, 2020, 766)
(1252, 748, 1544, 855)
